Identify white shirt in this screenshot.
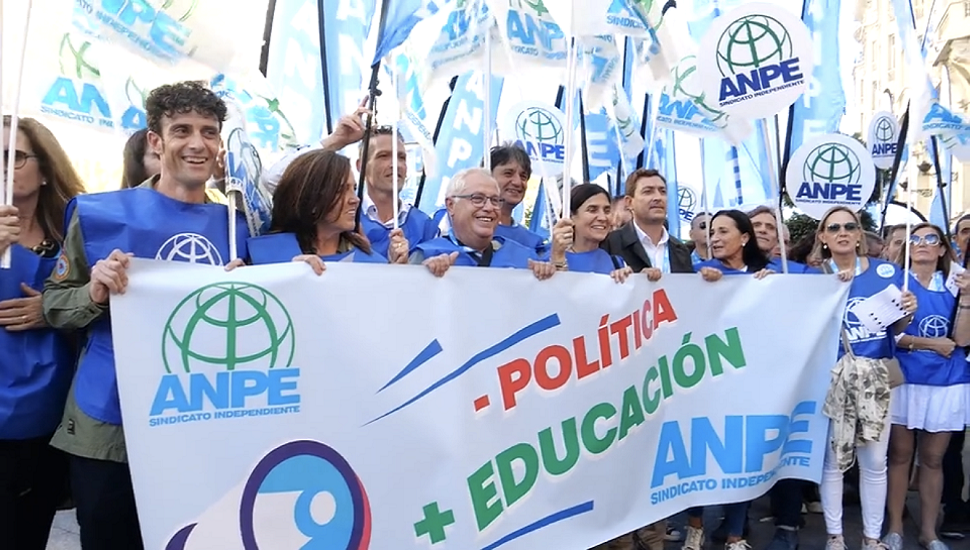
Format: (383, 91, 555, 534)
(362, 192, 412, 228)
(633, 222, 670, 272)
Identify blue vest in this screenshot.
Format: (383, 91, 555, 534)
(0, 245, 75, 439)
(360, 208, 439, 258)
(72, 187, 250, 425)
(248, 233, 388, 265)
(898, 279, 970, 386)
(769, 259, 813, 273)
(839, 259, 905, 360)
(495, 223, 551, 260)
(414, 236, 536, 268)
(567, 249, 623, 275)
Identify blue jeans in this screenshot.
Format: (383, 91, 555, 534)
(687, 502, 751, 538)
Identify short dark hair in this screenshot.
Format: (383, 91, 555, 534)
(569, 183, 611, 216)
(358, 124, 404, 158)
(145, 81, 227, 134)
(487, 143, 531, 178)
(746, 205, 775, 219)
(625, 168, 666, 197)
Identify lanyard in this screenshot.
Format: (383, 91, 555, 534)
(827, 257, 862, 276)
(658, 245, 671, 274)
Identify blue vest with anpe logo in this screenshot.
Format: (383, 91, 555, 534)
(248, 232, 388, 265)
(0, 244, 75, 439)
(898, 277, 970, 386)
(567, 249, 624, 275)
(839, 259, 905, 360)
(495, 223, 551, 260)
(414, 236, 537, 268)
(361, 209, 439, 258)
(72, 187, 250, 425)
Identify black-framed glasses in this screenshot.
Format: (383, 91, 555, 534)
(825, 222, 860, 233)
(451, 193, 504, 207)
(3, 149, 37, 169)
(910, 233, 941, 246)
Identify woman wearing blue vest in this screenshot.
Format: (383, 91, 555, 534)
(248, 149, 407, 268)
(692, 210, 774, 279)
(812, 206, 918, 550)
(565, 183, 632, 282)
(0, 116, 84, 549)
(884, 223, 970, 550)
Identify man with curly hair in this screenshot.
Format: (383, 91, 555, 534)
(42, 81, 250, 549)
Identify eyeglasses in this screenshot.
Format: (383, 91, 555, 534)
(2, 149, 37, 169)
(451, 193, 504, 207)
(825, 222, 860, 233)
(909, 233, 941, 246)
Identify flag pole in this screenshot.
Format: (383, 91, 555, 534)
(355, 0, 392, 228)
(2, 1, 31, 270)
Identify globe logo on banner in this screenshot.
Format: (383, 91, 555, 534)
(867, 111, 899, 170)
(787, 133, 876, 220)
(149, 282, 300, 428)
(678, 187, 697, 223)
(161, 282, 294, 374)
(697, 2, 813, 119)
(502, 100, 570, 177)
(165, 440, 372, 549)
(155, 234, 225, 266)
(919, 315, 949, 339)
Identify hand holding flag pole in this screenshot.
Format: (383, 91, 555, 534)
(1, 0, 32, 270)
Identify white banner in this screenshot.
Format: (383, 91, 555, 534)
(112, 260, 848, 550)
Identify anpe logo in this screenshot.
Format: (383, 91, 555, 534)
(874, 116, 895, 142)
(697, 3, 812, 119)
(503, 101, 570, 177)
(678, 187, 697, 223)
(786, 133, 875, 220)
(149, 282, 301, 427)
(919, 315, 949, 339)
(867, 111, 899, 170)
(155, 233, 225, 266)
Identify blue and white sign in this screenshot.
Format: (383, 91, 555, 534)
(787, 133, 876, 220)
(502, 100, 571, 178)
(697, 2, 813, 119)
(867, 111, 899, 171)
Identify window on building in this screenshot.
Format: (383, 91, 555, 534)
(888, 35, 895, 70)
(872, 80, 878, 111)
(965, 0, 970, 17)
(871, 41, 878, 70)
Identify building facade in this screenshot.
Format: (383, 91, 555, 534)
(852, 0, 970, 225)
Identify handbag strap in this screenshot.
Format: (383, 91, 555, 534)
(822, 260, 855, 357)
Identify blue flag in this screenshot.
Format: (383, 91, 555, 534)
(372, 0, 448, 64)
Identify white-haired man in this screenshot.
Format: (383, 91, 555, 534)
(410, 168, 568, 278)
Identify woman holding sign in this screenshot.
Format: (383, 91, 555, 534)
(0, 116, 84, 549)
(811, 206, 918, 550)
(884, 223, 970, 550)
(247, 150, 409, 267)
(564, 183, 634, 282)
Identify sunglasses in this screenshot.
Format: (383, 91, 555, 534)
(825, 222, 860, 233)
(696, 221, 707, 230)
(909, 233, 941, 246)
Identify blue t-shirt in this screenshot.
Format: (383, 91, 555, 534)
(839, 258, 905, 360)
(567, 249, 624, 275)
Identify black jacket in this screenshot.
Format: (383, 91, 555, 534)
(600, 221, 695, 274)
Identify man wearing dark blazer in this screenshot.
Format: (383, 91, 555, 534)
(601, 168, 695, 275)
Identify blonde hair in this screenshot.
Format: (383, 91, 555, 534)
(810, 206, 867, 260)
(4, 116, 86, 243)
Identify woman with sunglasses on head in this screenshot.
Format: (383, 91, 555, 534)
(812, 206, 918, 550)
(884, 223, 970, 550)
(247, 149, 410, 269)
(0, 116, 84, 549)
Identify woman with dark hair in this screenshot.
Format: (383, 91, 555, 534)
(120, 128, 159, 189)
(0, 116, 84, 548)
(566, 183, 632, 282)
(692, 210, 773, 278)
(247, 149, 409, 266)
(884, 223, 970, 550)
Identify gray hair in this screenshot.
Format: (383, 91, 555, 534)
(445, 167, 499, 198)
